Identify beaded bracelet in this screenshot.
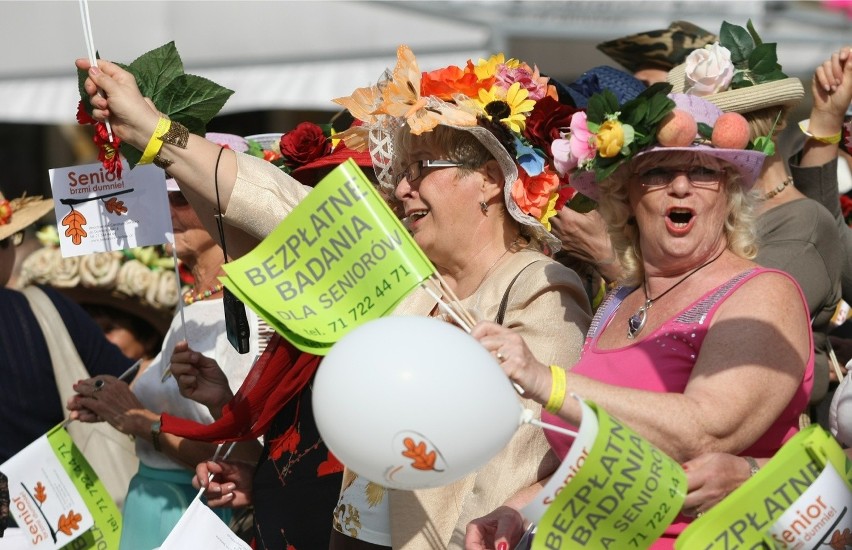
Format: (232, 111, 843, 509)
(545, 364, 567, 414)
(798, 119, 842, 145)
(138, 117, 172, 165)
(153, 121, 190, 169)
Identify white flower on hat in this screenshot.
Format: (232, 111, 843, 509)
(684, 43, 735, 96)
(116, 259, 154, 299)
(146, 270, 180, 310)
(79, 251, 122, 289)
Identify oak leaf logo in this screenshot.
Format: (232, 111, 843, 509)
(57, 510, 82, 536)
(104, 197, 127, 215)
(62, 210, 87, 245)
(402, 437, 438, 471)
(829, 527, 852, 550)
(34, 482, 47, 504)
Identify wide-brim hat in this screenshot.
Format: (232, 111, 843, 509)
(667, 64, 805, 114)
(166, 132, 249, 192)
(597, 20, 717, 74)
(552, 66, 647, 108)
(0, 191, 53, 241)
(636, 93, 767, 189)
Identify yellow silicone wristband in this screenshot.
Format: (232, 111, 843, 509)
(138, 117, 172, 165)
(798, 119, 842, 145)
(545, 364, 567, 414)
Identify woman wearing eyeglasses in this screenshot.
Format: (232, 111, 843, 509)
(467, 93, 814, 548)
(76, 47, 594, 549)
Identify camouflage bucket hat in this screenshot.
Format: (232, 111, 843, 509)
(597, 20, 717, 74)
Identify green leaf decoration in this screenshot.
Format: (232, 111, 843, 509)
(697, 122, 714, 140)
(595, 158, 624, 181)
(77, 42, 235, 170)
(750, 135, 776, 156)
(746, 19, 763, 46)
(128, 42, 184, 99)
(586, 90, 620, 125)
(748, 43, 780, 75)
(720, 21, 755, 65)
(567, 192, 598, 213)
(731, 72, 754, 88)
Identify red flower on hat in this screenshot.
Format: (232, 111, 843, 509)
(421, 61, 495, 101)
(523, 96, 578, 152)
(279, 122, 331, 169)
(0, 199, 12, 225)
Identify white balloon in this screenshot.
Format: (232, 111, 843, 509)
(313, 316, 523, 490)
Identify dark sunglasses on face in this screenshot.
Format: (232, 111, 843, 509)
(635, 166, 726, 188)
(394, 159, 464, 186)
(167, 191, 191, 208)
(0, 231, 24, 249)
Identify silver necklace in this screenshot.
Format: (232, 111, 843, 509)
(626, 248, 726, 339)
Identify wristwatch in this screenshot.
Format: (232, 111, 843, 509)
(151, 419, 162, 452)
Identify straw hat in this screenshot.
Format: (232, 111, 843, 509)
(667, 64, 804, 114)
(0, 190, 53, 241)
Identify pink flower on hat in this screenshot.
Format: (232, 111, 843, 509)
(551, 112, 597, 176)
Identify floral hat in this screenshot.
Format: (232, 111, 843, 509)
(597, 21, 717, 74)
(18, 226, 179, 335)
(332, 45, 581, 250)
(551, 84, 770, 201)
(0, 190, 53, 241)
(666, 20, 804, 114)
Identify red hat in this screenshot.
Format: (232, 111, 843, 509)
(291, 141, 374, 187)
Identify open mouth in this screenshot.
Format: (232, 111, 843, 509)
(406, 209, 430, 227)
(667, 208, 694, 228)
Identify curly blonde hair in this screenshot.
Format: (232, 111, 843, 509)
(597, 151, 757, 286)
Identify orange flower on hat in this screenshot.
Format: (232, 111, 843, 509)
(421, 61, 495, 101)
(0, 199, 12, 225)
(511, 167, 560, 220)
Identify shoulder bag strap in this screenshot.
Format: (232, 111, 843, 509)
(494, 261, 542, 326)
(21, 286, 88, 420)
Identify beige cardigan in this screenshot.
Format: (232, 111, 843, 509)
(225, 153, 592, 549)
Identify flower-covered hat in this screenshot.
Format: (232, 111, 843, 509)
(597, 20, 717, 74)
(551, 84, 770, 201)
(332, 45, 580, 251)
(666, 20, 804, 114)
(0, 190, 53, 241)
(18, 226, 179, 336)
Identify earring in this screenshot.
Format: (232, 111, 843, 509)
(479, 201, 488, 213)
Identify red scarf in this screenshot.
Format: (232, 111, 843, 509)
(161, 334, 320, 443)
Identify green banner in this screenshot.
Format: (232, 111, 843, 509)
(49, 426, 122, 550)
(674, 425, 852, 549)
(222, 159, 435, 354)
(531, 399, 686, 550)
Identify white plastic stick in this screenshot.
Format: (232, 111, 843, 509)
(420, 284, 472, 332)
(78, 0, 114, 142)
(161, 241, 187, 382)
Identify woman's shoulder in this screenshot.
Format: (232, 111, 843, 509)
(713, 266, 808, 316)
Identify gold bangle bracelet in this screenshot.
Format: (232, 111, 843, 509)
(153, 121, 190, 168)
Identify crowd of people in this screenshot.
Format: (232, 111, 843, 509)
(1, 16, 851, 550)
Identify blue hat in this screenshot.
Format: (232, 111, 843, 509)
(552, 66, 647, 108)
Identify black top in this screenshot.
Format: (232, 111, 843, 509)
(0, 286, 132, 463)
(252, 379, 343, 550)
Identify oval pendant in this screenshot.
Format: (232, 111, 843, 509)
(627, 307, 648, 340)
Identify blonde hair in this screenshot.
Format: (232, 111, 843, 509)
(743, 106, 790, 145)
(598, 151, 757, 286)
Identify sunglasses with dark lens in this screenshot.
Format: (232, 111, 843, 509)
(636, 166, 726, 188)
(167, 191, 191, 208)
(0, 231, 24, 249)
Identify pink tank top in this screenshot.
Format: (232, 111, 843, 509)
(542, 267, 814, 547)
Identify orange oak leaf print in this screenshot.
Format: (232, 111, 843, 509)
(62, 210, 87, 245)
(34, 482, 47, 504)
(104, 197, 127, 215)
(57, 510, 82, 536)
(829, 528, 852, 550)
(402, 437, 438, 471)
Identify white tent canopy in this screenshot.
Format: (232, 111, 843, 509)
(3, 0, 850, 125)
